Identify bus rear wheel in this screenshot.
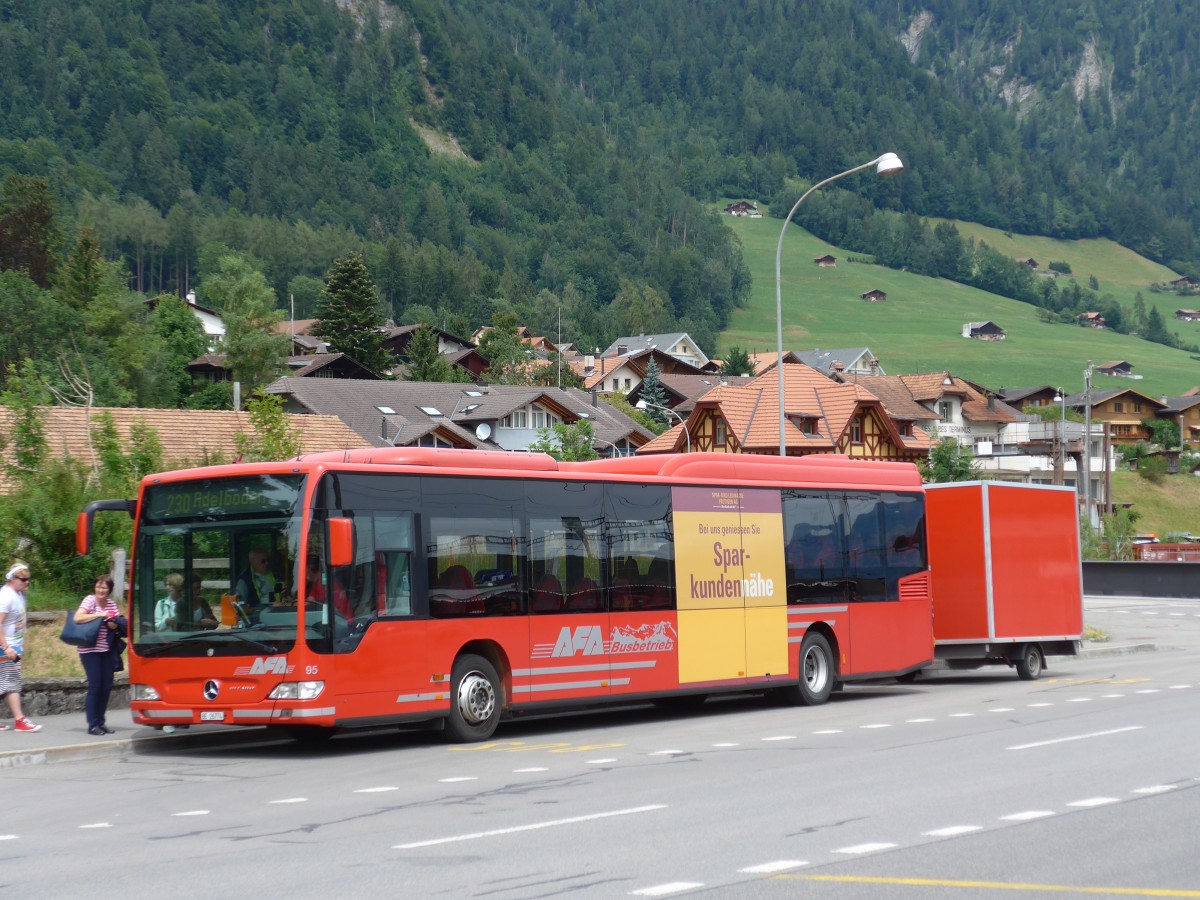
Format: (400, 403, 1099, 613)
(444, 654, 502, 742)
(777, 632, 835, 706)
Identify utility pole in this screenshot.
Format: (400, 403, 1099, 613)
(1083, 361, 1093, 526)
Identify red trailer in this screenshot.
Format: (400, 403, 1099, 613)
(924, 481, 1083, 680)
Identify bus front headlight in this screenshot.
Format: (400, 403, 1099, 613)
(131, 684, 161, 701)
(267, 681, 325, 700)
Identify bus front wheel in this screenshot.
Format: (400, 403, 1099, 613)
(445, 654, 502, 742)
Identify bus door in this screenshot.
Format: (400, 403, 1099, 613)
(526, 481, 611, 702)
(782, 490, 852, 671)
(674, 486, 789, 687)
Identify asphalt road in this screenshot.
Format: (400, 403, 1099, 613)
(2, 595, 1197, 899)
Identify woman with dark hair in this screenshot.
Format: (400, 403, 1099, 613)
(73, 575, 126, 736)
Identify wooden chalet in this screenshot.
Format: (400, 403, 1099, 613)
(860, 289, 887, 302)
(962, 321, 1006, 341)
(813, 254, 837, 268)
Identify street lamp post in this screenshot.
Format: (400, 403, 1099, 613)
(776, 153, 904, 456)
(637, 400, 691, 453)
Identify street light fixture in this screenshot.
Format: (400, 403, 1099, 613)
(776, 153, 904, 456)
(636, 399, 691, 453)
(1053, 388, 1067, 484)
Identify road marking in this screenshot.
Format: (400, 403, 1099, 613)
(438, 776, 477, 783)
(1168, 685, 1192, 690)
(1068, 797, 1120, 807)
(171, 810, 209, 817)
(813, 729, 843, 734)
(0, 835, 18, 841)
(739, 860, 808, 874)
(354, 786, 399, 793)
(783, 874, 1200, 896)
(833, 842, 897, 854)
(1103, 694, 1126, 698)
(712, 742, 739, 747)
(762, 735, 797, 741)
(650, 749, 685, 756)
(950, 712, 975, 717)
(1008, 725, 1144, 750)
(1136, 689, 1160, 694)
(1028, 702, 1053, 707)
(906, 718, 935, 723)
(860, 723, 891, 729)
(989, 707, 1015, 712)
(513, 767, 548, 773)
(393, 804, 667, 849)
(1132, 785, 1178, 795)
(1001, 811, 1055, 821)
(923, 825, 982, 836)
(630, 883, 704, 896)
(269, 798, 308, 804)
(80, 822, 112, 829)
(587, 758, 618, 764)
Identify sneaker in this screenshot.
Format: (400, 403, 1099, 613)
(14, 717, 41, 733)
(101, 725, 114, 734)
(88, 726, 106, 736)
(0, 723, 7, 731)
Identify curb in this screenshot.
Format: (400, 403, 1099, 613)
(0, 725, 275, 770)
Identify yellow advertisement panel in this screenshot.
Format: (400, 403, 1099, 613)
(673, 487, 787, 684)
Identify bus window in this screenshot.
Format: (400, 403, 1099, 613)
(782, 491, 847, 604)
(883, 493, 926, 595)
(604, 483, 674, 612)
(526, 480, 605, 614)
(371, 514, 414, 617)
(846, 493, 886, 602)
(423, 478, 525, 617)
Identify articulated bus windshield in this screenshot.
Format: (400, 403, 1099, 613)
(133, 474, 307, 657)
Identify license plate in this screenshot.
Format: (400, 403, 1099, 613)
(200, 711, 226, 722)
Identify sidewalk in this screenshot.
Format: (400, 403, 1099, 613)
(0, 635, 1155, 770)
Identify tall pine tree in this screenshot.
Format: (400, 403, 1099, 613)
(314, 253, 393, 377)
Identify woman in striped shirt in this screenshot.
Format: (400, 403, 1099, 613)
(74, 576, 125, 736)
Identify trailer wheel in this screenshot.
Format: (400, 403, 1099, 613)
(444, 654, 502, 743)
(1014, 643, 1044, 681)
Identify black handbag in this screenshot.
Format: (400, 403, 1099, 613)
(59, 614, 103, 647)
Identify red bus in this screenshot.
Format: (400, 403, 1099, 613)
(77, 448, 932, 742)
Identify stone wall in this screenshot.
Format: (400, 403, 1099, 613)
(22, 677, 130, 718)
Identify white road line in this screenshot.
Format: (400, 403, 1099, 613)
(1007, 725, 1144, 750)
(860, 724, 891, 730)
(1168, 685, 1192, 690)
(906, 718, 935, 723)
(171, 810, 209, 817)
(1066, 698, 1092, 703)
(587, 758, 618, 764)
(1136, 689, 1160, 694)
(0, 835, 18, 841)
(438, 776, 478, 783)
(513, 767, 548, 773)
(1000, 811, 1055, 821)
(1067, 797, 1120, 807)
(834, 842, 897, 854)
(1102, 694, 1125, 698)
(949, 712, 974, 718)
(813, 729, 843, 734)
(1027, 702, 1053, 708)
(269, 798, 308, 804)
(923, 825, 982, 837)
(762, 735, 797, 741)
(712, 742, 739, 747)
(394, 804, 668, 849)
(79, 823, 112, 829)
(1132, 785, 1178, 795)
(739, 860, 808, 874)
(988, 708, 1015, 712)
(650, 750, 686, 756)
(354, 786, 399, 793)
(631, 883, 704, 897)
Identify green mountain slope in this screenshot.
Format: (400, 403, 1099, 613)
(719, 212, 1200, 397)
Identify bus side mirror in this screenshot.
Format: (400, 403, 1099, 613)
(76, 499, 136, 555)
(328, 517, 354, 568)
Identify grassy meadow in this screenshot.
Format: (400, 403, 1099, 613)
(718, 211, 1200, 398)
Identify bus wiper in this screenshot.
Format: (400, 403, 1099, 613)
(137, 630, 278, 656)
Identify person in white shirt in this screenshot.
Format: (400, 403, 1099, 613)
(0, 564, 41, 732)
(155, 573, 184, 630)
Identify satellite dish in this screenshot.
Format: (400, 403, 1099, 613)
(475, 422, 492, 440)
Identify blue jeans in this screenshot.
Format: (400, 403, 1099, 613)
(79, 651, 115, 729)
